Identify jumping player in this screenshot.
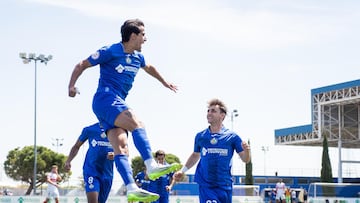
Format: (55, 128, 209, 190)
(68, 19, 181, 202)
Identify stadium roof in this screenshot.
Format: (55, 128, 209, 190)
(274, 79, 360, 148)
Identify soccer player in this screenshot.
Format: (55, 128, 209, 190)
(43, 165, 62, 203)
(276, 178, 286, 203)
(174, 98, 251, 203)
(64, 123, 116, 203)
(68, 19, 181, 202)
(148, 150, 176, 203)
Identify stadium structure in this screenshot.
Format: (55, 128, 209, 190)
(274, 79, 360, 182)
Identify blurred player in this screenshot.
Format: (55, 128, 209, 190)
(65, 123, 117, 203)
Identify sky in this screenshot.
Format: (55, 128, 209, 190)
(1, 0, 360, 189)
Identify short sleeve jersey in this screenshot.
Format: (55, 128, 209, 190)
(135, 171, 150, 191)
(87, 43, 146, 99)
(80, 123, 114, 177)
(148, 167, 173, 195)
(46, 172, 59, 192)
(193, 126, 243, 190)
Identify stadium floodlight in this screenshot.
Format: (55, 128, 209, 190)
(18, 52, 52, 196)
(231, 109, 239, 130)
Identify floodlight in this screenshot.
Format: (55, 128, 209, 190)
(19, 52, 27, 59)
(38, 54, 45, 61)
(28, 53, 36, 59)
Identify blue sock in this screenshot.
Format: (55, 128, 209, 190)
(114, 154, 134, 185)
(132, 128, 152, 161)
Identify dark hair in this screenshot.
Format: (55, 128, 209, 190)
(208, 98, 227, 115)
(121, 19, 144, 42)
(155, 150, 165, 157)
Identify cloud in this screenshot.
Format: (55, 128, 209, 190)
(25, 0, 353, 50)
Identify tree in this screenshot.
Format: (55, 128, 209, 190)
(320, 134, 333, 182)
(320, 133, 334, 196)
(245, 140, 253, 185)
(244, 140, 254, 195)
(131, 153, 181, 178)
(3, 145, 69, 195)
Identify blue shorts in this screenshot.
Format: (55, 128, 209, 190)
(92, 90, 129, 132)
(84, 174, 113, 203)
(199, 185, 232, 203)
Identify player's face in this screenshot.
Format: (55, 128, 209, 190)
(134, 26, 146, 52)
(207, 105, 225, 124)
(156, 154, 165, 164)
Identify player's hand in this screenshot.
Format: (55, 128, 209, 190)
(64, 162, 71, 172)
(107, 152, 114, 160)
(164, 82, 178, 93)
(242, 141, 250, 151)
(68, 86, 80, 97)
(173, 171, 184, 181)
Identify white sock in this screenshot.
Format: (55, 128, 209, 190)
(144, 158, 157, 170)
(126, 183, 138, 192)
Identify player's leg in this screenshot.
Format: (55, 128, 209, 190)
(98, 177, 112, 203)
(83, 175, 100, 203)
(107, 127, 159, 202)
(50, 190, 60, 203)
(113, 110, 181, 180)
(198, 185, 223, 203)
(93, 92, 180, 181)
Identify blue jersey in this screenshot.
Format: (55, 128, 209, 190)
(193, 126, 243, 190)
(87, 42, 146, 100)
(135, 171, 150, 190)
(80, 123, 114, 177)
(148, 169, 173, 203)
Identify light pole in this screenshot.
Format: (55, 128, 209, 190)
(261, 146, 269, 176)
(19, 52, 52, 195)
(231, 109, 239, 130)
(230, 109, 239, 176)
(52, 138, 64, 153)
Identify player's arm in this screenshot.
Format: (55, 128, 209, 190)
(143, 64, 178, 92)
(238, 141, 251, 163)
(174, 152, 200, 181)
(68, 59, 92, 97)
(46, 174, 58, 187)
(56, 173, 62, 182)
(166, 174, 176, 192)
(64, 140, 84, 171)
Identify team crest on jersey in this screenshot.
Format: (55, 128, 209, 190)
(91, 51, 100, 60)
(210, 137, 218, 145)
(126, 55, 131, 64)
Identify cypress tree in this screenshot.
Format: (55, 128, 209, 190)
(245, 140, 254, 195)
(320, 133, 334, 196)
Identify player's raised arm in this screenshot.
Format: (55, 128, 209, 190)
(68, 59, 92, 97)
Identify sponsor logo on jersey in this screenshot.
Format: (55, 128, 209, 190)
(202, 147, 228, 156)
(90, 139, 112, 148)
(115, 64, 139, 74)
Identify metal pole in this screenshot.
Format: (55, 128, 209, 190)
(33, 60, 38, 195)
(338, 105, 343, 183)
(19, 53, 52, 195)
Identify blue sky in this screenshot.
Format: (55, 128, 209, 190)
(1, 0, 360, 187)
